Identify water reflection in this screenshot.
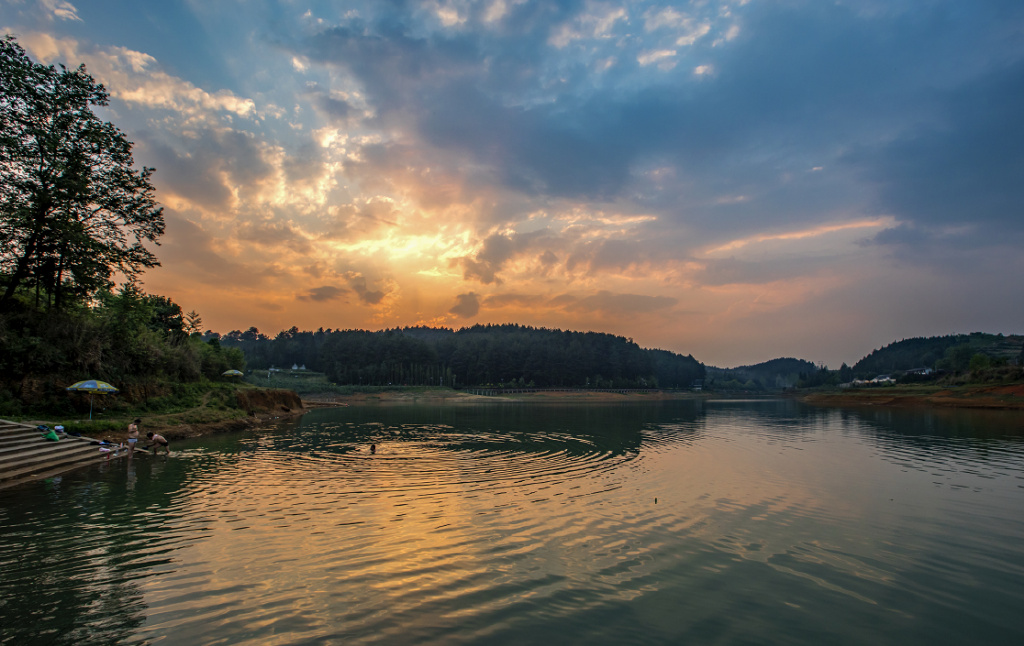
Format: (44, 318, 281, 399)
(1, 400, 1023, 645)
(0, 454, 217, 646)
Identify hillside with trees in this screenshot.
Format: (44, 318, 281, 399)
(212, 324, 705, 390)
(706, 358, 819, 391)
(852, 333, 1024, 377)
(0, 37, 243, 417)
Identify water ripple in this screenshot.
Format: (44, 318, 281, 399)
(3, 402, 1024, 645)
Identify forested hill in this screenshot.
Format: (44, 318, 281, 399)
(706, 358, 818, 390)
(213, 324, 704, 389)
(852, 333, 1024, 376)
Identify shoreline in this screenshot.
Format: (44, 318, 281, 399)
(30, 384, 1024, 445)
(799, 384, 1024, 410)
(301, 389, 709, 406)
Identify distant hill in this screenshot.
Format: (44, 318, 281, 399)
(707, 357, 817, 391)
(852, 333, 1024, 377)
(217, 323, 705, 389)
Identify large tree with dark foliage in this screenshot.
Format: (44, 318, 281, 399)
(0, 36, 163, 311)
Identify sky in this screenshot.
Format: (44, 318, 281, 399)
(3, 0, 1023, 368)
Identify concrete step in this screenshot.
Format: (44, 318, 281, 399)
(0, 450, 112, 487)
(0, 457, 112, 490)
(0, 431, 91, 446)
(0, 438, 108, 467)
(0, 418, 131, 490)
(0, 441, 103, 473)
(0, 432, 45, 447)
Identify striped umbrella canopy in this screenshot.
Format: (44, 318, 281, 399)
(66, 380, 119, 420)
(222, 369, 244, 377)
(66, 379, 119, 394)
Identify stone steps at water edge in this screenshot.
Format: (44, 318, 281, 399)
(0, 429, 42, 444)
(0, 437, 107, 469)
(0, 419, 122, 491)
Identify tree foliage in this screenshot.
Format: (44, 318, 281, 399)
(0, 36, 163, 311)
(708, 357, 818, 390)
(216, 323, 705, 389)
(854, 333, 1022, 377)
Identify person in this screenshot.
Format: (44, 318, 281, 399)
(127, 419, 140, 457)
(146, 431, 170, 455)
(370, 444, 376, 454)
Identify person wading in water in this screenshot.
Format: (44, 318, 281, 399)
(127, 419, 140, 457)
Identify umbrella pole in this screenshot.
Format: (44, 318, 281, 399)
(89, 394, 94, 421)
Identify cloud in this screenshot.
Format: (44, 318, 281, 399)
(479, 289, 676, 317)
(299, 286, 348, 302)
(482, 292, 548, 309)
(11, 0, 1024, 367)
(303, 83, 364, 126)
(449, 292, 481, 318)
(562, 290, 678, 315)
(459, 230, 556, 284)
(846, 59, 1024, 243)
(347, 274, 387, 305)
(151, 212, 269, 289)
(237, 218, 313, 254)
(42, 0, 80, 22)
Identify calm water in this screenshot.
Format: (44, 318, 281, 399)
(3, 400, 1024, 645)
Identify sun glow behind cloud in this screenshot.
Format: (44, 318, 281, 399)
(6, 0, 1024, 366)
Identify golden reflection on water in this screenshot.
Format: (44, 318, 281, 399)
(7, 402, 1019, 644)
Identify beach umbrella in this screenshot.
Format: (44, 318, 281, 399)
(222, 369, 244, 377)
(66, 379, 119, 420)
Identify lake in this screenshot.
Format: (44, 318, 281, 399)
(2, 399, 1024, 645)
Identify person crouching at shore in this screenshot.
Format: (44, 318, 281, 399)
(146, 432, 170, 455)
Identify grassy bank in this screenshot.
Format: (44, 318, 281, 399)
(5, 381, 303, 441)
(801, 383, 1024, 410)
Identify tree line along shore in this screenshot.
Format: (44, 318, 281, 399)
(3, 35, 1023, 438)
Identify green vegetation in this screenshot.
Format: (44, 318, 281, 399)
(2, 36, 1019, 419)
(0, 284, 246, 417)
(213, 324, 705, 390)
(706, 358, 819, 391)
(702, 335, 1024, 393)
(0, 36, 163, 312)
(795, 333, 1024, 391)
(0, 37, 253, 424)
(42, 382, 255, 436)
(852, 333, 1022, 377)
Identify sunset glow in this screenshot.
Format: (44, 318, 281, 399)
(4, 0, 1022, 367)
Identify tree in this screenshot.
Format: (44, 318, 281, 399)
(0, 36, 164, 311)
(183, 310, 203, 336)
